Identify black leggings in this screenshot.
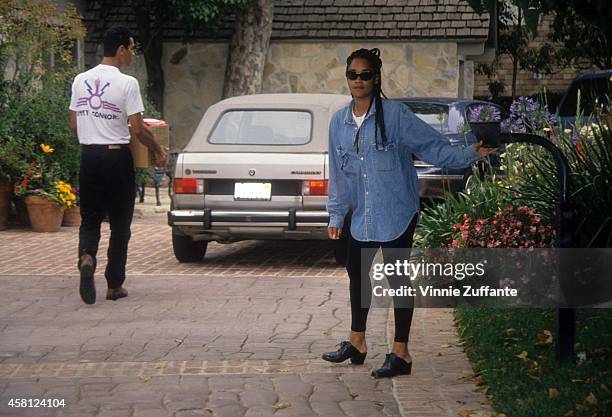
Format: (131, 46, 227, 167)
(346, 214, 418, 343)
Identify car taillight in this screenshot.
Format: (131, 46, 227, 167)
(173, 178, 204, 194)
(303, 180, 328, 196)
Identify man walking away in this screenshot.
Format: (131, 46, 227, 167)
(69, 26, 167, 304)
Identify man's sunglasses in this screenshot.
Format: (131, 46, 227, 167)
(345, 71, 375, 81)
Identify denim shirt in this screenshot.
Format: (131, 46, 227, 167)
(327, 99, 481, 242)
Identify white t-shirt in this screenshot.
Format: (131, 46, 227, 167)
(69, 64, 144, 145)
(353, 110, 366, 129)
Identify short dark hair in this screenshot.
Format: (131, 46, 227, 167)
(103, 26, 133, 57)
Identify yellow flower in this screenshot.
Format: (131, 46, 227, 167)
(40, 144, 55, 153)
(543, 127, 551, 132)
(563, 129, 572, 134)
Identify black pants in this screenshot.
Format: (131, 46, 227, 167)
(347, 214, 418, 343)
(78, 145, 135, 289)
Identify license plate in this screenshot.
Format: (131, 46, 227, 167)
(234, 182, 272, 201)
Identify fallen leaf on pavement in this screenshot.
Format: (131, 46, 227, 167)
(272, 402, 291, 410)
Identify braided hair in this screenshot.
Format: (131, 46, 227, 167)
(346, 48, 388, 148)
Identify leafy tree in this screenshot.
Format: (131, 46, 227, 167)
(126, 0, 248, 114)
(0, 0, 84, 186)
(542, 0, 611, 70)
(468, 0, 556, 100)
(0, 0, 84, 84)
(469, 0, 611, 99)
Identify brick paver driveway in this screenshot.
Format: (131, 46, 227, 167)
(1, 204, 494, 417)
(0, 216, 401, 417)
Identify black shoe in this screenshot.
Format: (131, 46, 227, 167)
(371, 353, 412, 378)
(322, 341, 367, 365)
(79, 255, 96, 305)
(106, 287, 128, 301)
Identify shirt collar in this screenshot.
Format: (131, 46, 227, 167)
(343, 98, 377, 125)
(96, 64, 120, 72)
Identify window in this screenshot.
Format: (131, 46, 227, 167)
(209, 110, 312, 145)
(401, 102, 449, 132)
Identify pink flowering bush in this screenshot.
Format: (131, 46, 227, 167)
(448, 205, 555, 249)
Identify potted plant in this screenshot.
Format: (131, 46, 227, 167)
(13, 144, 77, 232)
(62, 186, 81, 226)
(468, 104, 502, 147)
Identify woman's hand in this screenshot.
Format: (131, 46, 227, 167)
(328, 227, 342, 240)
(473, 141, 498, 157)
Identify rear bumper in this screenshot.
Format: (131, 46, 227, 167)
(417, 174, 465, 198)
(169, 209, 329, 227)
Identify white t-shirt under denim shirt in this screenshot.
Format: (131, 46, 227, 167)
(353, 110, 366, 129)
(69, 64, 144, 145)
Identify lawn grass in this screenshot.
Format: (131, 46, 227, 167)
(454, 308, 612, 417)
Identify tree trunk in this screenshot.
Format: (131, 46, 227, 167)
(222, 0, 273, 99)
(511, 54, 518, 102)
(510, 6, 521, 103)
(131, 0, 165, 115)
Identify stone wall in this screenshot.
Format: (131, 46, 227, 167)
(126, 41, 461, 150)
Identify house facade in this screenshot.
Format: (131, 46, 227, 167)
(80, 0, 494, 150)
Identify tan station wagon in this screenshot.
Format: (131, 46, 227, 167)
(168, 94, 351, 262)
(168, 93, 488, 263)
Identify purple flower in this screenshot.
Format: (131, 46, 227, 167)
(469, 105, 501, 122)
(509, 96, 556, 133)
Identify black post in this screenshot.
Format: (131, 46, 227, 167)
(499, 133, 576, 363)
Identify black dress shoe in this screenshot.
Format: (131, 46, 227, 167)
(79, 255, 96, 305)
(322, 341, 367, 364)
(371, 353, 412, 378)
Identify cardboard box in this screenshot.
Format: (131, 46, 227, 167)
(130, 119, 169, 168)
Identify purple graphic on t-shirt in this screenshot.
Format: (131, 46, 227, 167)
(76, 79, 121, 113)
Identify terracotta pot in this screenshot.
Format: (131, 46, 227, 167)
(24, 195, 65, 232)
(13, 196, 30, 227)
(0, 183, 12, 231)
(62, 205, 81, 227)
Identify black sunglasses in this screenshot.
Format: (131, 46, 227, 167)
(346, 70, 375, 81)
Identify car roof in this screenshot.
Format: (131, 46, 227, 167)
(573, 69, 612, 81)
(392, 97, 494, 106)
(216, 93, 351, 109)
(185, 94, 351, 153)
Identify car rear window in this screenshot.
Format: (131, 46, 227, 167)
(209, 110, 312, 145)
(401, 102, 449, 132)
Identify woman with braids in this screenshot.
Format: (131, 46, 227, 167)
(322, 48, 496, 378)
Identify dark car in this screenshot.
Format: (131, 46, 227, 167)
(393, 98, 506, 198)
(557, 69, 611, 128)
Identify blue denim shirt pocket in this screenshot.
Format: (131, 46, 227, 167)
(335, 145, 350, 171)
(371, 141, 397, 172)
